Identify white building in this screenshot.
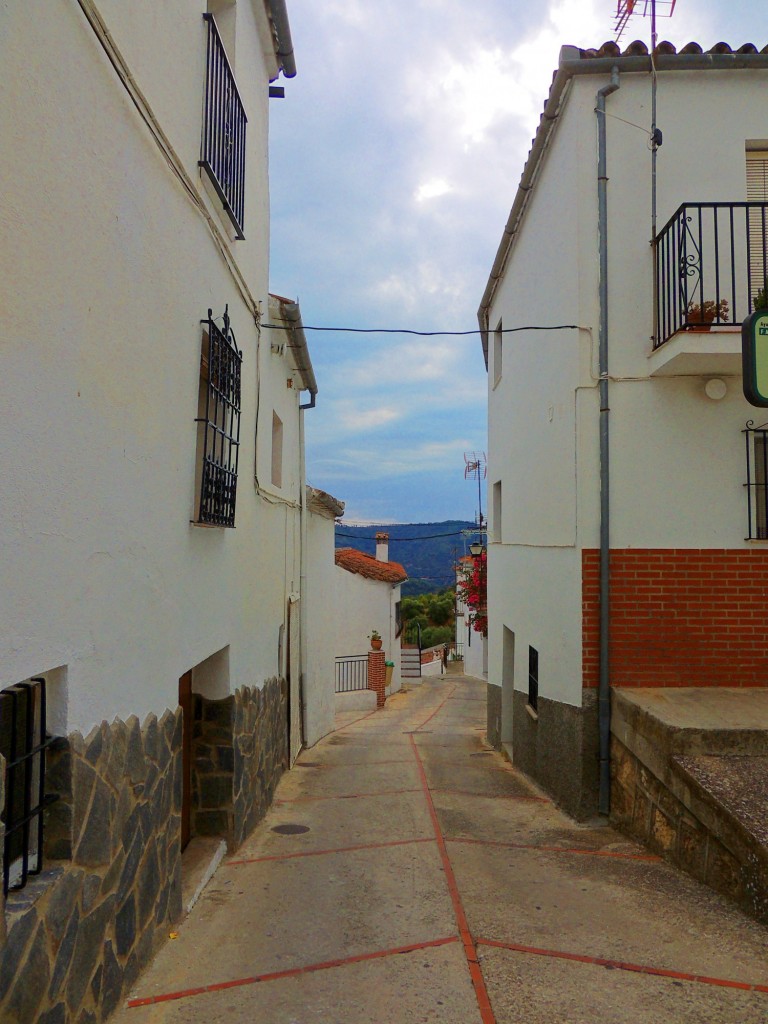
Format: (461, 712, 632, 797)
(479, 39, 768, 819)
(0, 4, 313, 1021)
(455, 556, 488, 680)
(334, 534, 406, 702)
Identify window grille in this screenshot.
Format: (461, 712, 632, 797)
(0, 678, 59, 895)
(195, 307, 242, 527)
(744, 421, 768, 540)
(528, 646, 539, 713)
(200, 13, 247, 238)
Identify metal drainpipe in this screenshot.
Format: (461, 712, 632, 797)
(597, 66, 620, 817)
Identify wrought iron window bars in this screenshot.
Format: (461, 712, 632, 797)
(195, 307, 242, 527)
(744, 421, 768, 540)
(0, 678, 59, 895)
(200, 13, 247, 239)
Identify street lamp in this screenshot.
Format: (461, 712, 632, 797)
(469, 540, 483, 557)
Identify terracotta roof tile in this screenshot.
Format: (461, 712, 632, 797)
(335, 547, 408, 584)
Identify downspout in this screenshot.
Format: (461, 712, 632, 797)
(597, 66, 620, 817)
(299, 405, 308, 744)
(267, 0, 297, 78)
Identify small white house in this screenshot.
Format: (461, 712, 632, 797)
(334, 534, 407, 702)
(479, 39, 768, 819)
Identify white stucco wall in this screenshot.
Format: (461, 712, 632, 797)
(304, 509, 338, 746)
(485, 64, 768, 712)
(0, 3, 303, 735)
(332, 568, 402, 692)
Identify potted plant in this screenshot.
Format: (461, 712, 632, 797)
(754, 283, 768, 311)
(369, 630, 383, 651)
(686, 298, 729, 331)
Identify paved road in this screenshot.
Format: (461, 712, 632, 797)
(115, 675, 768, 1023)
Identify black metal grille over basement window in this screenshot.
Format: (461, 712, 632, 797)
(196, 307, 242, 527)
(200, 13, 247, 238)
(0, 678, 59, 895)
(744, 421, 768, 540)
(528, 646, 539, 713)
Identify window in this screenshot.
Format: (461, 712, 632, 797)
(493, 319, 503, 386)
(271, 411, 283, 489)
(194, 307, 242, 527)
(527, 646, 539, 713)
(745, 422, 768, 540)
(492, 481, 502, 543)
(200, 13, 247, 238)
(0, 678, 59, 894)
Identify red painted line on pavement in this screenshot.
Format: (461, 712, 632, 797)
(476, 939, 768, 993)
(449, 837, 661, 862)
(126, 936, 460, 1008)
(432, 788, 549, 803)
(276, 787, 422, 804)
(409, 735, 497, 1024)
(228, 836, 435, 866)
(412, 686, 458, 730)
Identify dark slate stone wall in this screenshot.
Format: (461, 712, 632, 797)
(233, 678, 287, 848)
(192, 694, 235, 841)
(193, 678, 287, 850)
(486, 684, 502, 750)
(0, 709, 182, 1024)
(511, 688, 599, 821)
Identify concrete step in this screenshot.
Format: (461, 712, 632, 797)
(610, 687, 768, 923)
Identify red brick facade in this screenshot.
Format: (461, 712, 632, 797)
(582, 549, 768, 688)
(367, 650, 387, 707)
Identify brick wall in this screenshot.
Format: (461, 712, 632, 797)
(583, 549, 768, 688)
(367, 650, 386, 707)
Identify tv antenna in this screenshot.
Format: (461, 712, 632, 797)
(614, 0, 676, 47)
(464, 452, 487, 535)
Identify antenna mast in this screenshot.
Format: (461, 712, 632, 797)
(464, 452, 487, 537)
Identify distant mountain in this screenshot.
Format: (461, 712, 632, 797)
(334, 520, 477, 596)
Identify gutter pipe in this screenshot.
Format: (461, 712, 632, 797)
(596, 66, 620, 816)
(280, 301, 318, 410)
(268, 0, 296, 78)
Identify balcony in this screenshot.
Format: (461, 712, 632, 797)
(652, 202, 768, 375)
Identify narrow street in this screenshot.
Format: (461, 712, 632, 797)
(115, 675, 768, 1023)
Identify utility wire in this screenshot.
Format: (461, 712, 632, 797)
(263, 324, 580, 337)
(336, 529, 468, 541)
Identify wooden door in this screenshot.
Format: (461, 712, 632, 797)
(178, 671, 192, 851)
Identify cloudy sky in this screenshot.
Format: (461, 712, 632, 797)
(268, 0, 758, 524)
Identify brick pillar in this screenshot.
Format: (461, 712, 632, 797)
(368, 650, 386, 708)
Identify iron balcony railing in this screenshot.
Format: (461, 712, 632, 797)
(200, 13, 247, 239)
(335, 656, 369, 693)
(655, 202, 768, 348)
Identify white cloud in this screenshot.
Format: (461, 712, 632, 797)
(415, 177, 454, 203)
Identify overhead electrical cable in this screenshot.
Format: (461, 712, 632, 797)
(264, 324, 580, 336)
(335, 529, 468, 541)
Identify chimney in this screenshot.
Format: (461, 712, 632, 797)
(375, 532, 389, 563)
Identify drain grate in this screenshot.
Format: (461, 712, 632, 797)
(271, 824, 310, 835)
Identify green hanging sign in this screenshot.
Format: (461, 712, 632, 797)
(742, 311, 768, 407)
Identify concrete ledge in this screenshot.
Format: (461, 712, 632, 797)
(181, 837, 227, 915)
(611, 687, 768, 923)
(334, 689, 377, 712)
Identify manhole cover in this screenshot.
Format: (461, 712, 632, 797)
(271, 824, 310, 835)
